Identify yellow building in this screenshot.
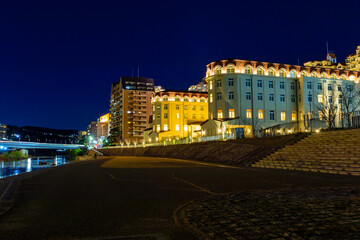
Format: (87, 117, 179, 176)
(345, 45, 360, 71)
(144, 90, 208, 142)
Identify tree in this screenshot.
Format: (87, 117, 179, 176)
(108, 127, 120, 146)
(317, 83, 340, 130)
(338, 83, 360, 128)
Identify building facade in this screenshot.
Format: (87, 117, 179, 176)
(0, 124, 7, 140)
(346, 45, 360, 71)
(144, 90, 208, 143)
(87, 113, 110, 139)
(188, 79, 208, 92)
(204, 59, 360, 137)
(109, 77, 155, 144)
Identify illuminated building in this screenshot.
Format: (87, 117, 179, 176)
(304, 44, 360, 71)
(144, 90, 208, 142)
(155, 85, 165, 93)
(109, 77, 155, 143)
(204, 58, 360, 137)
(0, 124, 7, 139)
(87, 113, 110, 139)
(188, 79, 208, 92)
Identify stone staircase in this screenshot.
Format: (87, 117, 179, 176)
(252, 129, 360, 176)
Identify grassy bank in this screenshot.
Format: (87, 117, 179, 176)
(99, 134, 308, 166)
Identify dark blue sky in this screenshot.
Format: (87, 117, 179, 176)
(1, 0, 359, 130)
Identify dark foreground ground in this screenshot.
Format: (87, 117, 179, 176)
(0, 156, 359, 240)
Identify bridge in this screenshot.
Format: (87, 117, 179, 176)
(0, 141, 84, 150)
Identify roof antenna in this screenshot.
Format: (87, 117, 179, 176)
(326, 41, 329, 55)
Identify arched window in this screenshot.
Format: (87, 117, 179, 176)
(330, 74, 337, 79)
(245, 66, 253, 74)
(349, 75, 356, 81)
(226, 65, 235, 73)
(192, 97, 197, 102)
(175, 95, 181, 101)
(184, 96, 189, 102)
(163, 95, 168, 101)
(290, 70, 297, 78)
(268, 68, 275, 76)
(200, 97, 205, 102)
(215, 66, 222, 75)
(301, 71, 308, 77)
(311, 72, 318, 78)
(340, 75, 346, 80)
(257, 67, 264, 75)
(155, 96, 160, 102)
(279, 69, 286, 77)
(321, 72, 328, 78)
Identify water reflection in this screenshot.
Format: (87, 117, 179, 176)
(0, 156, 69, 179)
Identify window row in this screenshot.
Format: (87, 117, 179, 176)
(217, 109, 297, 121)
(154, 124, 202, 132)
(153, 104, 205, 111)
(153, 113, 205, 120)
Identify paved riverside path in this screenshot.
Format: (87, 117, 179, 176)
(0, 157, 359, 240)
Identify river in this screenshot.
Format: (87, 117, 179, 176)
(0, 156, 70, 179)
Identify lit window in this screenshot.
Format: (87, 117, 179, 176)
(257, 67, 264, 75)
(280, 70, 286, 77)
(164, 124, 168, 131)
(157, 125, 160, 131)
(210, 94, 213, 103)
(292, 111, 296, 121)
(268, 69, 275, 76)
(246, 109, 252, 119)
(318, 95, 323, 103)
(245, 66, 252, 74)
(184, 125, 188, 131)
(209, 80, 213, 90)
(227, 66, 235, 73)
(176, 113, 180, 119)
(258, 110, 264, 120)
(217, 110, 223, 119)
(281, 111, 286, 121)
(175, 125, 179, 131)
(229, 109, 235, 118)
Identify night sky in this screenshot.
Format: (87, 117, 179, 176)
(1, 0, 359, 130)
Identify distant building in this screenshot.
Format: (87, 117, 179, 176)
(109, 77, 155, 144)
(188, 79, 208, 92)
(304, 44, 360, 71)
(144, 90, 208, 143)
(155, 85, 165, 93)
(0, 124, 7, 139)
(87, 113, 110, 139)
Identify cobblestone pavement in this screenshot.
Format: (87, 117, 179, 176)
(183, 187, 360, 240)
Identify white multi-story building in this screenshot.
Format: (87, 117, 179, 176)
(202, 59, 360, 137)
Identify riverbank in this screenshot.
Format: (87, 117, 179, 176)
(99, 134, 307, 166)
